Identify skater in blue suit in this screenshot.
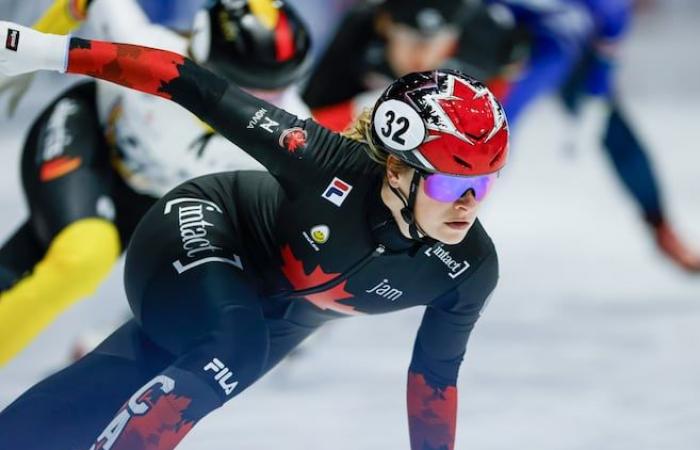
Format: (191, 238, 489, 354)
(492, 0, 699, 272)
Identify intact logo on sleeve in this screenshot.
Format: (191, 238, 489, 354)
(5, 29, 19, 51)
(322, 177, 353, 207)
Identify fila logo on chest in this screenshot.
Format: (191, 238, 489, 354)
(322, 177, 353, 207)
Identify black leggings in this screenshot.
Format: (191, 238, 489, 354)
(0, 179, 317, 450)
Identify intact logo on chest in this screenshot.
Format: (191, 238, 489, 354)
(424, 244, 470, 279)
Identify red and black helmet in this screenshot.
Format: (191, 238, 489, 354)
(190, 0, 311, 90)
(371, 69, 509, 177)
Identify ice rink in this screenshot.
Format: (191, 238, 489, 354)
(1, 3, 699, 450)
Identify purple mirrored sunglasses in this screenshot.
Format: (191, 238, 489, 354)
(421, 172, 498, 203)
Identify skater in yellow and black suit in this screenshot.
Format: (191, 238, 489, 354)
(0, 0, 312, 365)
(0, 81, 150, 365)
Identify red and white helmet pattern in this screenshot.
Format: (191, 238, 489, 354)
(371, 69, 509, 177)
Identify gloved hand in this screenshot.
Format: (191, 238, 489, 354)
(0, 21, 69, 77)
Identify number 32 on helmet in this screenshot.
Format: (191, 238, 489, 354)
(371, 69, 509, 179)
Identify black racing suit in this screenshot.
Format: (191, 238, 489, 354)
(0, 38, 498, 450)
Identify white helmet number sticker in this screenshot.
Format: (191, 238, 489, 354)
(374, 99, 426, 151)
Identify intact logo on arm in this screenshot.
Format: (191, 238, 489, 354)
(322, 177, 353, 207)
(5, 29, 19, 51)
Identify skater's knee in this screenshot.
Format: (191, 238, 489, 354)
(213, 307, 269, 390)
(170, 308, 269, 400)
(0, 219, 120, 365)
(0, 220, 120, 304)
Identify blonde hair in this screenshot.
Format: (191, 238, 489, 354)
(341, 108, 411, 174)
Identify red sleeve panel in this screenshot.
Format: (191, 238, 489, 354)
(67, 38, 183, 99)
(63, 37, 344, 188)
(407, 371, 457, 450)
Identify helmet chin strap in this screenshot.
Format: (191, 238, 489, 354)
(388, 170, 431, 241)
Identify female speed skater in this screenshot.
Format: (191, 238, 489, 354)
(0, 19, 509, 450)
(0, 0, 311, 366)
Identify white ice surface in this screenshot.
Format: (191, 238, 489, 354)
(0, 5, 699, 450)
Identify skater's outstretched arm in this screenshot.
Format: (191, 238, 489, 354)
(407, 252, 498, 450)
(0, 0, 92, 116)
(0, 21, 346, 185)
(0, 0, 85, 111)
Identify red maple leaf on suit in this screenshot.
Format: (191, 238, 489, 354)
(100, 391, 194, 450)
(280, 245, 361, 316)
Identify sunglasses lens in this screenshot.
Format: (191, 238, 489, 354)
(423, 173, 496, 203)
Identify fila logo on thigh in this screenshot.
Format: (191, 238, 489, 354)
(89, 375, 176, 450)
(204, 357, 239, 396)
(322, 177, 353, 207)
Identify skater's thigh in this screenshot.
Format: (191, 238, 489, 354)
(124, 179, 260, 356)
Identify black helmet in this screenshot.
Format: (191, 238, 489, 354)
(447, 3, 531, 80)
(190, 0, 311, 90)
(379, 0, 480, 36)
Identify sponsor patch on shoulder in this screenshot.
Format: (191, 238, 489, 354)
(302, 224, 330, 252)
(310, 225, 329, 244)
(279, 127, 308, 157)
(322, 177, 353, 207)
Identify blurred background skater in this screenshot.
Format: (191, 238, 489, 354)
(96, 0, 361, 63)
(302, 0, 528, 130)
(487, 0, 700, 273)
(0, 0, 312, 366)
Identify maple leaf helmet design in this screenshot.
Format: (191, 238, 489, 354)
(190, 0, 312, 90)
(371, 69, 509, 177)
